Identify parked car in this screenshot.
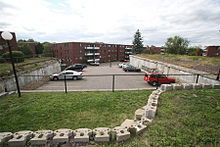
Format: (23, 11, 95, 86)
(120, 59, 128, 62)
(118, 62, 127, 68)
(65, 64, 86, 71)
(144, 73, 175, 86)
(122, 63, 131, 69)
(123, 66, 141, 72)
(50, 70, 83, 80)
(89, 62, 100, 66)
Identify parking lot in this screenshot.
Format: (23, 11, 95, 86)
(36, 62, 154, 91)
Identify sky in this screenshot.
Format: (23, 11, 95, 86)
(0, 0, 220, 47)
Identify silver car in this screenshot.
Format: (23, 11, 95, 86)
(50, 70, 83, 80)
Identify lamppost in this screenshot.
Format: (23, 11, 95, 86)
(1, 31, 21, 97)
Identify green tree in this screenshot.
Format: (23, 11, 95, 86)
(188, 46, 202, 56)
(35, 42, 44, 55)
(132, 29, 144, 54)
(17, 40, 33, 57)
(27, 39, 35, 42)
(165, 36, 189, 55)
(42, 42, 53, 57)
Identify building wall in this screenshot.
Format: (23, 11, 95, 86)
(52, 42, 132, 65)
(0, 31, 18, 55)
(205, 46, 220, 57)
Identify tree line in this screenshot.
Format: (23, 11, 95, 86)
(132, 30, 203, 56)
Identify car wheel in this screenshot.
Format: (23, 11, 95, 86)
(152, 81, 158, 86)
(73, 76, 77, 80)
(53, 77, 59, 80)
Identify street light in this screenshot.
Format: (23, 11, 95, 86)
(1, 31, 21, 97)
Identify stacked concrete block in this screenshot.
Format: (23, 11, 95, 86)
(93, 127, 111, 142)
(52, 129, 73, 145)
(212, 84, 220, 89)
(160, 84, 173, 91)
(202, 83, 212, 89)
(148, 97, 158, 107)
(8, 130, 33, 147)
(135, 109, 145, 120)
(140, 116, 152, 125)
(120, 119, 146, 135)
(145, 105, 157, 120)
(182, 83, 193, 90)
(172, 84, 183, 90)
(30, 130, 54, 146)
(74, 128, 92, 143)
(0, 132, 13, 146)
(192, 83, 202, 89)
(112, 127, 130, 142)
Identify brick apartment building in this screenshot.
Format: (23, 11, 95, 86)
(52, 42, 133, 65)
(0, 31, 18, 56)
(142, 45, 164, 54)
(204, 46, 220, 57)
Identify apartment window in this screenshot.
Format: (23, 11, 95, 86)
(104, 50, 106, 53)
(216, 53, 219, 56)
(79, 43, 82, 47)
(104, 45, 106, 47)
(80, 57, 82, 60)
(115, 45, 117, 47)
(93, 44, 96, 47)
(100, 45, 102, 47)
(87, 44, 90, 47)
(79, 50, 82, 54)
(0, 45, 3, 50)
(108, 50, 110, 52)
(64, 43, 69, 47)
(108, 55, 111, 57)
(108, 45, 111, 47)
(217, 47, 220, 50)
(65, 50, 69, 54)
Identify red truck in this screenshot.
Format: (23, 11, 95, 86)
(144, 73, 176, 86)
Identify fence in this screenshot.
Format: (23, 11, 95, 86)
(1, 73, 219, 95)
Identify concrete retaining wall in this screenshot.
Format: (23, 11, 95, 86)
(0, 60, 61, 93)
(130, 55, 220, 84)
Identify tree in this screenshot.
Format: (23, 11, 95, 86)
(42, 42, 53, 57)
(132, 29, 144, 54)
(17, 40, 33, 57)
(35, 42, 44, 55)
(188, 46, 202, 56)
(165, 36, 189, 55)
(27, 39, 35, 42)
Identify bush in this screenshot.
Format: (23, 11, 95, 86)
(2, 51, 24, 63)
(0, 57, 6, 63)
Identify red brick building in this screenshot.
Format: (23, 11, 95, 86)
(26, 42, 37, 57)
(52, 42, 133, 65)
(0, 31, 18, 56)
(204, 46, 220, 57)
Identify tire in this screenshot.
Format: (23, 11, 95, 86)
(152, 81, 158, 86)
(73, 76, 77, 80)
(53, 77, 59, 81)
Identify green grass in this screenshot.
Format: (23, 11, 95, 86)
(0, 57, 56, 77)
(0, 90, 152, 133)
(145, 89, 220, 146)
(139, 54, 220, 74)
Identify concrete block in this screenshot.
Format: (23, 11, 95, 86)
(160, 84, 173, 91)
(135, 109, 145, 120)
(202, 84, 212, 89)
(52, 129, 73, 145)
(112, 126, 130, 142)
(212, 84, 220, 89)
(140, 116, 152, 125)
(0, 132, 13, 145)
(182, 83, 193, 90)
(120, 119, 135, 129)
(172, 84, 183, 90)
(30, 130, 54, 146)
(148, 98, 158, 107)
(93, 127, 110, 142)
(74, 128, 92, 143)
(0, 92, 7, 98)
(8, 130, 33, 147)
(146, 106, 157, 119)
(128, 122, 147, 135)
(193, 83, 202, 89)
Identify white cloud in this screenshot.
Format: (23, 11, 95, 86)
(0, 0, 220, 46)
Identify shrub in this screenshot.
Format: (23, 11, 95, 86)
(2, 51, 24, 63)
(0, 57, 6, 63)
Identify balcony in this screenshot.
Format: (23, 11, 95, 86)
(85, 47, 100, 50)
(87, 58, 100, 62)
(125, 52, 132, 54)
(85, 53, 100, 56)
(125, 47, 132, 50)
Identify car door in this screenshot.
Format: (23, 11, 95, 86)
(58, 73, 65, 80)
(158, 74, 169, 84)
(66, 72, 74, 79)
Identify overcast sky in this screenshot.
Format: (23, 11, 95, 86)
(0, 0, 220, 47)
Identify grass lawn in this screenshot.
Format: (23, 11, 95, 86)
(0, 57, 56, 77)
(138, 54, 220, 74)
(0, 90, 152, 133)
